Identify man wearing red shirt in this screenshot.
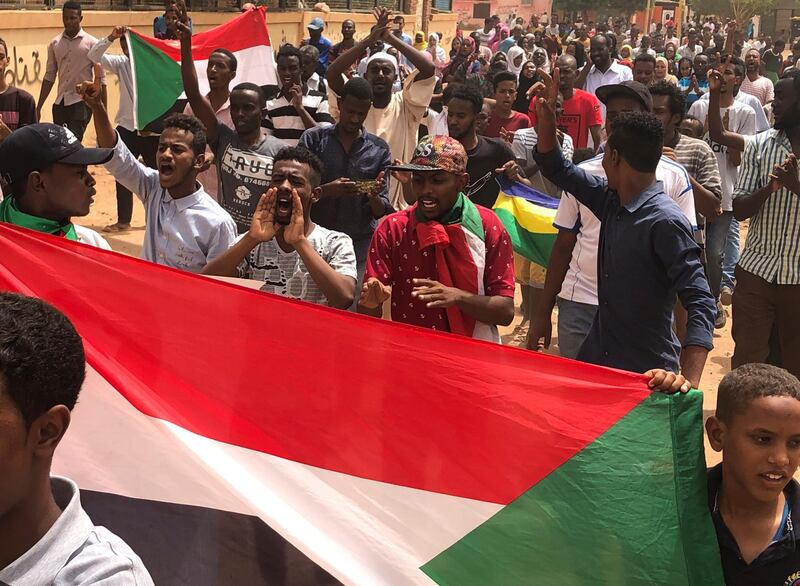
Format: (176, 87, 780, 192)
(484, 71, 531, 138)
(357, 135, 515, 342)
(529, 54, 602, 150)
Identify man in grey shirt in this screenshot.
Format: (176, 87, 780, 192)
(179, 17, 285, 232)
(0, 293, 153, 585)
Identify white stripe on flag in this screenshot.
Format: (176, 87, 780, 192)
(54, 366, 502, 584)
(188, 44, 278, 98)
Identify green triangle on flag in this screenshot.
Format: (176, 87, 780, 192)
(421, 391, 725, 586)
(127, 31, 183, 130)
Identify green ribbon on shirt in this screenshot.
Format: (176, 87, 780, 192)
(0, 195, 78, 240)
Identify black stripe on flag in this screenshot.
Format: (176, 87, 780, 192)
(81, 490, 342, 585)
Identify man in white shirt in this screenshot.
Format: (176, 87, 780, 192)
(580, 34, 633, 120)
(529, 82, 697, 357)
(82, 79, 238, 273)
(679, 29, 704, 62)
(0, 293, 153, 585)
(0, 123, 113, 250)
(89, 25, 161, 232)
(688, 56, 756, 323)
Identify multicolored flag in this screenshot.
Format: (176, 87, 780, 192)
(126, 7, 277, 129)
(492, 176, 559, 267)
(0, 224, 724, 585)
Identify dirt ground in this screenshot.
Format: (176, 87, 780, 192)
(83, 164, 734, 464)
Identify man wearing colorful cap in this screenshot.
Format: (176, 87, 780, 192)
(0, 123, 113, 249)
(358, 136, 516, 343)
(301, 16, 332, 76)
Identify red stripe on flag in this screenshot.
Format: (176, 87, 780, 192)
(0, 224, 651, 505)
(130, 6, 272, 61)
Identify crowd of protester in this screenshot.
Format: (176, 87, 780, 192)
(0, 3, 800, 584)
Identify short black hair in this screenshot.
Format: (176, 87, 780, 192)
(299, 44, 320, 60)
(231, 82, 266, 105)
(648, 80, 686, 117)
(163, 113, 207, 156)
(719, 54, 746, 78)
(341, 76, 373, 101)
(633, 53, 656, 68)
(607, 111, 663, 173)
(716, 364, 800, 423)
(63, 0, 81, 12)
(274, 146, 323, 187)
(449, 83, 483, 114)
(277, 44, 301, 63)
(211, 48, 237, 72)
(0, 37, 7, 56)
(492, 70, 518, 89)
(0, 293, 85, 428)
(775, 38, 786, 49)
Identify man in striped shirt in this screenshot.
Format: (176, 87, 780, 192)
(263, 44, 334, 147)
(731, 71, 800, 376)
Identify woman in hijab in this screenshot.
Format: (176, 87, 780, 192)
(618, 44, 634, 68)
(513, 60, 538, 114)
(443, 36, 479, 83)
(663, 43, 678, 76)
(490, 25, 510, 54)
(655, 56, 678, 84)
(449, 36, 462, 60)
(507, 45, 526, 76)
(427, 33, 447, 75)
(532, 46, 550, 74)
(413, 31, 428, 51)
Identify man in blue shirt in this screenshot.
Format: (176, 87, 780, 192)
(532, 68, 715, 388)
(302, 17, 332, 77)
(299, 77, 393, 303)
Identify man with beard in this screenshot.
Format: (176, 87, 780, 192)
(740, 48, 774, 107)
(731, 70, 800, 376)
(180, 25, 285, 233)
(326, 7, 435, 210)
(82, 70, 237, 272)
(202, 147, 357, 309)
(445, 84, 517, 209)
(578, 34, 632, 120)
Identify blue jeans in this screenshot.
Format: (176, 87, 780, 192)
(556, 297, 598, 360)
(705, 211, 735, 299)
(722, 217, 739, 291)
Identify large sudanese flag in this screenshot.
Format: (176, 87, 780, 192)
(0, 223, 724, 585)
(126, 7, 277, 130)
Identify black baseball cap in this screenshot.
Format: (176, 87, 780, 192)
(0, 124, 113, 194)
(595, 81, 653, 112)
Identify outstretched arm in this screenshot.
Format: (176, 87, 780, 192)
(177, 10, 220, 143)
(326, 8, 390, 96)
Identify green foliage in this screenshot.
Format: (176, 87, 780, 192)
(552, 0, 648, 14)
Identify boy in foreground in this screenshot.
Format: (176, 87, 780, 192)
(0, 293, 153, 584)
(202, 147, 357, 309)
(706, 363, 800, 584)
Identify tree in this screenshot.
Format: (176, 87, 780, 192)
(693, 0, 778, 25)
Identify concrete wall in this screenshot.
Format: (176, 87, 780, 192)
(2, 9, 457, 125)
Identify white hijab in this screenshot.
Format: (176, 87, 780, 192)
(507, 45, 526, 75)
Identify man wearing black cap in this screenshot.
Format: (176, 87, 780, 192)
(529, 81, 701, 366)
(530, 71, 715, 390)
(0, 123, 112, 249)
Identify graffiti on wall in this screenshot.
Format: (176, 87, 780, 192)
(3, 46, 44, 89)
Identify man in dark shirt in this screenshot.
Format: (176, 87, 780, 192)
(300, 77, 393, 302)
(0, 38, 37, 136)
(532, 69, 715, 386)
(446, 83, 518, 209)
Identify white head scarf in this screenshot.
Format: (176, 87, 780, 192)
(507, 45, 526, 75)
(366, 51, 399, 74)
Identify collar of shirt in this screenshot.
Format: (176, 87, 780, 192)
(0, 477, 94, 584)
(167, 183, 208, 211)
(57, 28, 85, 42)
(589, 59, 626, 76)
(622, 181, 664, 214)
